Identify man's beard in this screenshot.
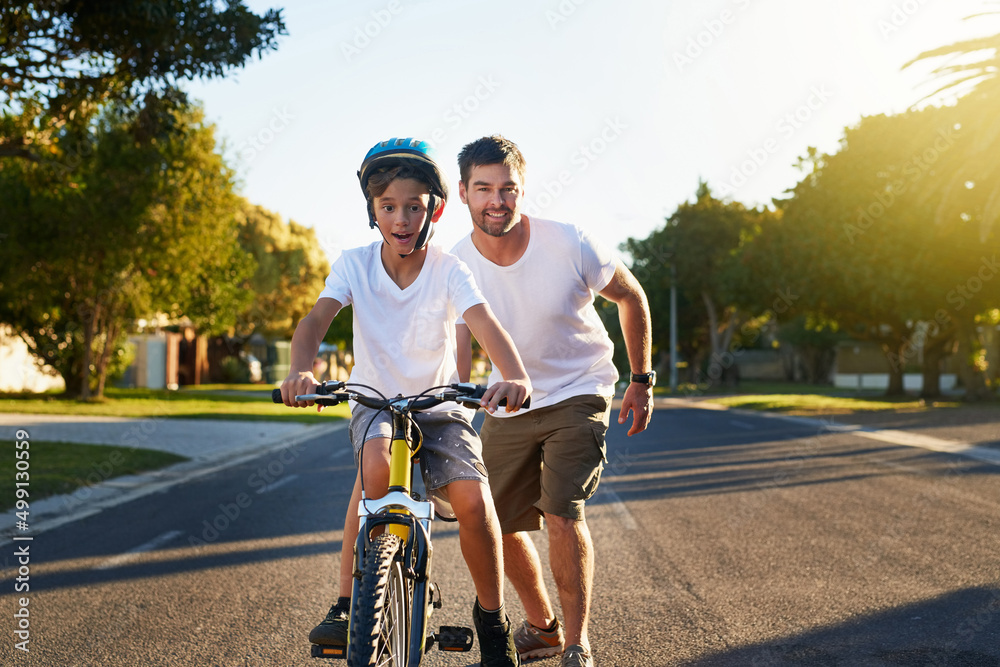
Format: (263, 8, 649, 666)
(474, 207, 517, 237)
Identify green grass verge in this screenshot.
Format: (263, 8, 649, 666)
(661, 380, 968, 414)
(704, 393, 960, 414)
(1, 441, 188, 512)
(654, 381, 888, 397)
(0, 387, 351, 422)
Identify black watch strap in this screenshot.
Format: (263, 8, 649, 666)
(630, 371, 656, 387)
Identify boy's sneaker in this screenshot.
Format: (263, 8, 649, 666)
(472, 600, 519, 667)
(308, 600, 349, 645)
(561, 644, 593, 667)
(513, 619, 565, 659)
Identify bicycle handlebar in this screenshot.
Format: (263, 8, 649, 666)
(271, 382, 529, 411)
(270, 381, 343, 406)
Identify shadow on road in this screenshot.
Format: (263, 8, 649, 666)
(683, 585, 1000, 666)
(597, 408, 999, 504)
(0, 533, 343, 593)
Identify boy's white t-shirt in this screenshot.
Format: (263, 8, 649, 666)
(318, 242, 485, 411)
(451, 217, 619, 415)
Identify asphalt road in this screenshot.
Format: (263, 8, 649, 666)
(1, 405, 998, 666)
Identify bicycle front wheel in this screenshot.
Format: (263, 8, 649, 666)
(349, 533, 410, 666)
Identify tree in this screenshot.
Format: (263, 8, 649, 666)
(904, 14, 1000, 398)
(775, 315, 845, 385)
(620, 237, 704, 384)
(906, 9, 1000, 97)
(625, 182, 772, 387)
(0, 0, 285, 159)
(904, 6, 1000, 230)
(235, 202, 332, 340)
(0, 101, 255, 398)
(765, 106, 997, 397)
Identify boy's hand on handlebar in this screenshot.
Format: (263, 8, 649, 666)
(481, 380, 531, 414)
(280, 371, 323, 411)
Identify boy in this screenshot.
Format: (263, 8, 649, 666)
(280, 137, 528, 666)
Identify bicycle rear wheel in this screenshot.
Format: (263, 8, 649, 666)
(349, 533, 410, 666)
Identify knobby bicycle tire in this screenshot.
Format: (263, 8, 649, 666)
(349, 533, 410, 666)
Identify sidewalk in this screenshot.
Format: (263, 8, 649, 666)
(0, 413, 347, 544)
(0, 413, 312, 460)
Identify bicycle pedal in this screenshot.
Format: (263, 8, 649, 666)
(310, 643, 347, 659)
(434, 625, 474, 652)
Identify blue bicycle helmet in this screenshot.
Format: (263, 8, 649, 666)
(358, 137, 449, 253)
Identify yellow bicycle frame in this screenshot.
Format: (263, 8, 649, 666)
(384, 409, 422, 539)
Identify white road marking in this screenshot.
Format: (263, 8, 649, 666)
(256, 473, 300, 494)
(847, 428, 1000, 466)
(688, 403, 1000, 468)
(600, 486, 638, 531)
(95, 530, 184, 570)
(329, 447, 351, 461)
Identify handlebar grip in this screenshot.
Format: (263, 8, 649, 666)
(497, 395, 531, 409)
(272, 386, 333, 403)
(463, 384, 530, 410)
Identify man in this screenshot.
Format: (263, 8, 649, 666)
(452, 135, 654, 667)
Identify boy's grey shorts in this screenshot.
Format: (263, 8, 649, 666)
(348, 404, 489, 519)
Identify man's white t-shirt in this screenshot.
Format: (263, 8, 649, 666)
(318, 242, 485, 411)
(451, 217, 619, 415)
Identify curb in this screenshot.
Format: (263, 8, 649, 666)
(0, 420, 348, 547)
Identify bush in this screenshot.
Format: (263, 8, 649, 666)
(219, 355, 251, 383)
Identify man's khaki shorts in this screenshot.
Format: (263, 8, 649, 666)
(480, 394, 612, 533)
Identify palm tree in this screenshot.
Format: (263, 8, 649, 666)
(905, 10, 1000, 97)
(904, 8, 1000, 236)
(903, 9, 1000, 400)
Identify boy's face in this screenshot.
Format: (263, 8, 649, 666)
(458, 163, 525, 238)
(373, 177, 442, 255)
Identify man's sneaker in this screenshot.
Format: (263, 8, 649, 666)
(561, 644, 593, 667)
(513, 619, 565, 659)
(308, 601, 349, 645)
(472, 600, 519, 667)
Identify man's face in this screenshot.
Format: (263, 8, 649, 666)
(458, 163, 525, 238)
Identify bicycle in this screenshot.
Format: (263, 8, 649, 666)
(272, 380, 526, 666)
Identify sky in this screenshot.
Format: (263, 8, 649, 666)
(185, 0, 1000, 264)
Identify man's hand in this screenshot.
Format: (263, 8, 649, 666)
(481, 380, 532, 414)
(280, 371, 323, 411)
(618, 382, 653, 436)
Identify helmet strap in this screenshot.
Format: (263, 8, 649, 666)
(412, 194, 439, 251)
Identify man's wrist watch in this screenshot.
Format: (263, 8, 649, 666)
(630, 371, 656, 387)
